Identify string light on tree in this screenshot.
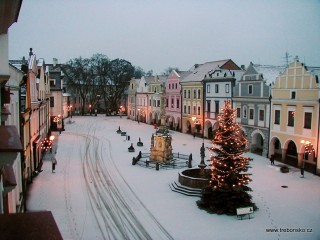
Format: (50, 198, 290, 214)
(197, 100, 256, 215)
(41, 136, 54, 152)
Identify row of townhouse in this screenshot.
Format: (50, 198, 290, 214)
(3, 49, 68, 215)
(127, 58, 320, 175)
(0, 2, 67, 235)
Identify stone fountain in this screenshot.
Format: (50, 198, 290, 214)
(178, 142, 210, 189)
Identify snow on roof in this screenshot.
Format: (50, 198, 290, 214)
(37, 58, 45, 67)
(28, 54, 36, 70)
(181, 59, 230, 83)
(176, 70, 192, 80)
(253, 64, 285, 85)
(307, 66, 320, 78)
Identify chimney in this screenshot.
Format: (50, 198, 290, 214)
(241, 65, 245, 70)
(53, 58, 58, 67)
(29, 48, 33, 57)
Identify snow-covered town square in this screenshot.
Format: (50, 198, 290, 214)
(27, 116, 320, 240)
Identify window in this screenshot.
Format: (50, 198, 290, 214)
(207, 85, 210, 93)
(197, 106, 201, 115)
(237, 108, 241, 118)
(215, 84, 219, 93)
(50, 79, 56, 87)
(291, 91, 296, 99)
(194, 89, 196, 98)
(215, 101, 219, 114)
(207, 101, 211, 113)
(171, 98, 174, 108)
(168, 84, 171, 90)
(184, 90, 186, 98)
(274, 110, 280, 124)
(288, 111, 294, 127)
(249, 109, 254, 120)
(193, 106, 196, 115)
(304, 112, 312, 129)
(175, 83, 177, 89)
(50, 96, 54, 107)
(259, 110, 264, 121)
(184, 105, 186, 114)
(177, 98, 180, 109)
(188, 106, 191, 114)
(198, 89, 201, 99)
(166, 98, 168, 107)
(243, 106, 247, 118)
(248, 85, 253, 94)
(225, 84, 230, 93)
(188, 90, 190, 98)
(157, 100, 160, 107)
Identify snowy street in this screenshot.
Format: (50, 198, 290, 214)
(27, 116, 320, 240)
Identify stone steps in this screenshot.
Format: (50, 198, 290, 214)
(169, 181, 202, 197)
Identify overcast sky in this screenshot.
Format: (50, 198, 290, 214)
(8, 0, 320, 74)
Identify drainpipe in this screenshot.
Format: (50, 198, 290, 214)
(180, 85, 183, 133)
(316, 98, 320, 175)
(19, 76, 27, 211)
(267, 84, 272, 159)
(202, 80, 205, 140)
(135, 93, 137, 121)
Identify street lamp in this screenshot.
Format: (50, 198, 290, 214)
(120, 105, 123, 118)
(137, 108, 141, 123)
(300, 140, 315, 178)
(67, 105, 72, 123)
(53, 114, 62, 134)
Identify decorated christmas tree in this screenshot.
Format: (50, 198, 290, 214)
(197, 100, 256, 215)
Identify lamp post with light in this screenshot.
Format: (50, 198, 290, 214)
(192, 116, 196, 138)
(54, 114, 62, 134)
(119, 105, 123, 118)
(89, 104, 92, 116)
(137, 108, 140, 124)
(300, 140, 315, 178)
(67, 105, 72, 123)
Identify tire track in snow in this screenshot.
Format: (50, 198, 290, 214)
(64, 122, 173, 240)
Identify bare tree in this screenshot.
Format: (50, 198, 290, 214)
(106, 58, 135, 114)
(90, 54, 110, 114)
(63, 54, 135, 115)
(134, 66, 145, 79)
(62, 57, 93, 115)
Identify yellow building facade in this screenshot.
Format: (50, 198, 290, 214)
(269, 59, 320, 174)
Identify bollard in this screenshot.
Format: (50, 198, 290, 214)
(156, 162, 159, 171)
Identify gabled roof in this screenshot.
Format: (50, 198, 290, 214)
(144, 76, 154, 84)
(253, 64, 285, 85)
(148, 75, 167, 84)
(206, 67, 236, 79)
(28, 54, 37, 71)
(176, 70, 192, 80)
(243, 62, 259, 75)
(181, 59, 240, 83)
